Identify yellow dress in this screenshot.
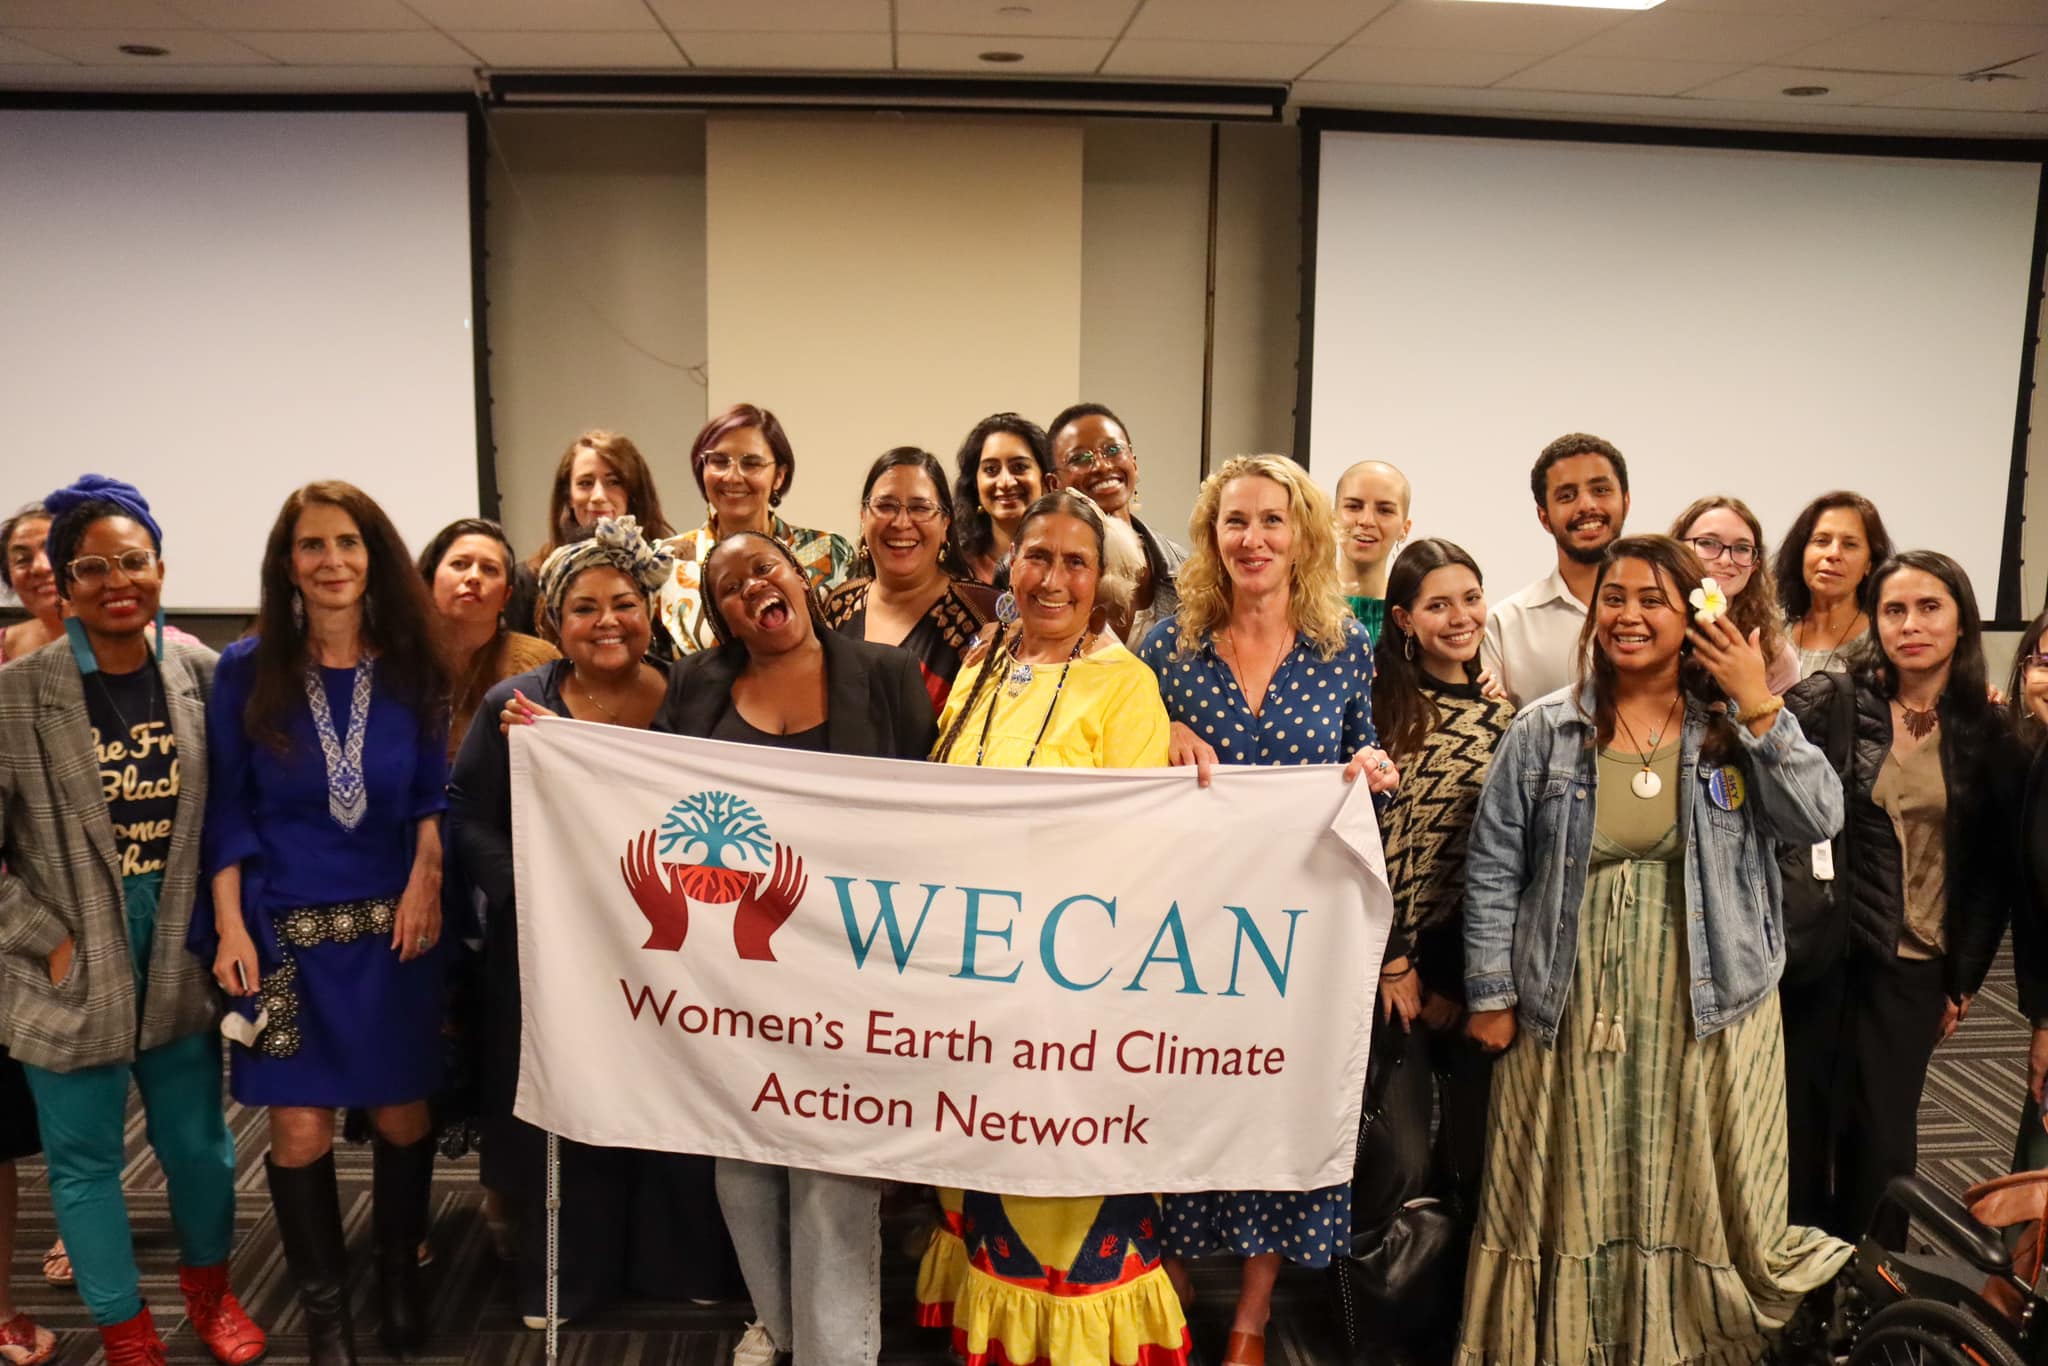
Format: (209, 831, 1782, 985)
(917, 639, 1188, 1366)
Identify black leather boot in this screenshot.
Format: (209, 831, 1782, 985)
(371, 1135, 434, 1356)
(266, 1152, 358, 1366)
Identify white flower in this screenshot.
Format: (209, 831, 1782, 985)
(1690, 577, 1728, 625)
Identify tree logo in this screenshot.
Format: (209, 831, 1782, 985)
(619, 790, 807, 960)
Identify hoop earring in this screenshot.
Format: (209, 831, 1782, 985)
(290, 588, 305, 630)
(1403, 631, 1415, 661)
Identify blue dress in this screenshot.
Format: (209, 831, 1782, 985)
(1137, 615, 1376, 1269)
(200, 638, 449, 1108)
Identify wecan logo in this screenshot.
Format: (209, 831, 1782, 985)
(619, 790, 807, 960)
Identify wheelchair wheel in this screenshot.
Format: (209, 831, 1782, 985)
(1847, 1300, 2024, 1366)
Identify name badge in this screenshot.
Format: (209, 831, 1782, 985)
(1705, 765, 1746, 812)
(1811, 841, 1836, 882)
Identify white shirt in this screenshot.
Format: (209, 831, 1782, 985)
(1481, 565, 1589, 709)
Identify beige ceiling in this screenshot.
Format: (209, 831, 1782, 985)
(4, 0, 2048, 137)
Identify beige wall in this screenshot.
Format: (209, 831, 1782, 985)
(483, 110, 710, 556)
(482, 111, 1306, 570)
(704, 115, 1082, 542)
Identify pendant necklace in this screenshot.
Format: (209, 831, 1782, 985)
(974, 631, 1088, 767)
(1898, 699, 1939, 741)
(1222, 625, 1294, 718)
(1614, 694, 1681, 800)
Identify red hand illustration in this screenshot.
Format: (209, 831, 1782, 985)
(620, 829, 690, 951)
(733, 842, 807, 961)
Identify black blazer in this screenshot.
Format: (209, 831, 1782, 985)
(667, 629, 938, 761)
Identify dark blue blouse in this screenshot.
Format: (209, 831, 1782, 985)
(1137, 615, 1378, 766)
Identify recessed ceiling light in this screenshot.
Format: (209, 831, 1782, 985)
(117, 43, 169, 56)
(978, 50, 1025, 63)
(997, 4, 1033, 14)
(1440, 0, 1665, 9)
(1782, 84, 1829, 97)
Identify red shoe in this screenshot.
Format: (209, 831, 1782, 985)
(0, 1312, 55, 1366)
(180, 1263, 269, 1365)
(97, 1307, 167, 1366)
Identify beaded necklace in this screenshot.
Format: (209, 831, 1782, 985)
(971, 631, 1088, 767)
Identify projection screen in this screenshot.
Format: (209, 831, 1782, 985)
(1304, 126, 2043, 616)
(0, 107, 479, 611)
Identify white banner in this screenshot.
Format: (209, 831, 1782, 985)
(509, 719, 1393, 1197)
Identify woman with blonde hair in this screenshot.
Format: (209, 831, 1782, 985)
(1669, 495, 1797, 694)
(1138, 455, 1400, 1366)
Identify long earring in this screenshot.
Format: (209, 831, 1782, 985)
(1403, 631, 1416, 661)
(291, 587, 305, 630)
(855, 541, 874, 579)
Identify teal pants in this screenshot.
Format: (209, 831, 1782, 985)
(19, 874, 236, 1325)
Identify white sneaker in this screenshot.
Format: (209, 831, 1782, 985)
(731, 1320, 780, 1366)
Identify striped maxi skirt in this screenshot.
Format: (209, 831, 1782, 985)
(1457, 829, 1852, 1366)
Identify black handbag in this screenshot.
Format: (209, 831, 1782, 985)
(1778, 669, 1857, 985)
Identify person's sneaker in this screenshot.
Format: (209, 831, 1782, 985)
(731, 1320, 781, 1366)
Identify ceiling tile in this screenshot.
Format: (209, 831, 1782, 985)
(1779, 19, 2048, 73)
(1124, 0, 1394, 47)
(454, 30, 686, 66)
(1903, 0, 2048, 22)
(404, 0, 661, 30)
(1299, 44, 1536, 87)
(0, 58, 474, 85)
(1572, 10, 1862, 63)
(1347, 1, 1630, 57)
(1100, 37, 1328, 80)
(647, 0, 888, 34)
(895, 0, 1139, 39)
(15, 26, 270, 61)
(670, 29, 893, 68)
(0, 30, 67, 59)
(167, 0, 426, 30)
(1681, 63, 1943, 100)
(1494, 53, 1748, 95)
(896, 32, 1109, 72)
(1869, 72, 2048, 108)
(0, 0, 196, 27)
(228, 27, 476, 63)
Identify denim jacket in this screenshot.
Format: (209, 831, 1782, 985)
(1462, 683, 1844, 1047)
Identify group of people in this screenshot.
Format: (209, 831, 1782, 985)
(0, 406, 2042, 1366)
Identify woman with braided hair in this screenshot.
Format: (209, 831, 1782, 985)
(916, 488, 1186, 1366)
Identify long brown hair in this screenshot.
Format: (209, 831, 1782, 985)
(1667, 495, 1786, 665)
(1371, 538, 1483, 765)
(417, 516, 518, 749)
(246, 481, 447, 752)
(1772, 490, 1893, 621)
(1575, 535, 1739, 765)
(532, 430, 675, 567)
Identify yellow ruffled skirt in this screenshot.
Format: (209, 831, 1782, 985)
(917, 1187, 1190, 1366)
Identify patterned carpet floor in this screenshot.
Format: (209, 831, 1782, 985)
(7, 949, 2032, 1365)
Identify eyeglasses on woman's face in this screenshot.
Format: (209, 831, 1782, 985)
(701, 453, 775, 477)
(1682, 535, 1757, 569)
(863, 497, 944, 524)
(2022, 652, 2048, 674)
(1059, 441, 1131, 472)
(69, 548, 160, 585)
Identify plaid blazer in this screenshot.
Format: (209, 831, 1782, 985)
(0, 636, 220, 1072)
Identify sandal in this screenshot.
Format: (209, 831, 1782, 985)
(0, 1312, 55, 1366)
(39, 1240, 71, 1288)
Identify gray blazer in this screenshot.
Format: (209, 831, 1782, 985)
(0, 636, 221, 1072)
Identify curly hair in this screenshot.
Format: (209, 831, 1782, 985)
(1530, 432, 1627, 508)
(1668, 495, 1786, 665)
(533, 429, 675, 567)
(1172, 456, 1351, 661)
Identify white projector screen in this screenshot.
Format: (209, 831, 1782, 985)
(1306, 129, 2041, 615)
(0, 108, 479, 611)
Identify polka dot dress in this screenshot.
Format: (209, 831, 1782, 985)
(1135, 614, 1376, 1268)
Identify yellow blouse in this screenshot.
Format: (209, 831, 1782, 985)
(932, 639, 1169, 770)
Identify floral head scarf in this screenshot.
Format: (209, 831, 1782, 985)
(537, 515, 673, 635)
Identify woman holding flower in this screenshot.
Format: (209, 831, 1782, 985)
(1670, 496, 1798, 694)
(1458, 535, 1851, 1365)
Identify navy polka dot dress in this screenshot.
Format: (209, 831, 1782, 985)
(1136, 614, 1375, 1269)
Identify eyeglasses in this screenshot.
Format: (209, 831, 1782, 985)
(1683, 535, 1758, 568)
(6, 549, 43, 572)
(701, 454, 775, 476)
(2023, 653, 2048, 673)
(1060, 442, 1132, 471)
(864, 498, 944, 524)
(69, 549, 159, 585)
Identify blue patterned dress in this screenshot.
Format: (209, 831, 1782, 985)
(1136, 615, 1376, 1268)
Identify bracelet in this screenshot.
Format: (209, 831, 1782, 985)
(1379, 965, 1416, 982)
(1733, 695, 1784, 725)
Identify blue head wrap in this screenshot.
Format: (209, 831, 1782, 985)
(44, 473, 165, 551)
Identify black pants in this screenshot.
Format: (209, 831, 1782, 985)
(1780, 957, 1847, 1233)
(1786, 951, 1947, 1246)
(1353, 1009, 1494, 1238)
